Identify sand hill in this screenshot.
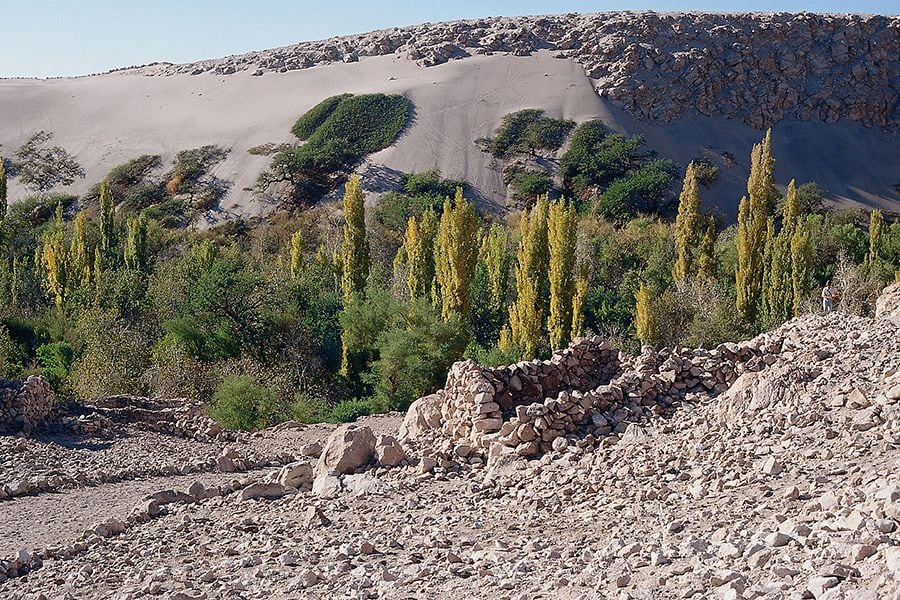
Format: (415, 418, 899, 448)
(0, 12, 898, 222)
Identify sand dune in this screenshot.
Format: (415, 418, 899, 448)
(1, 51, 897, 222)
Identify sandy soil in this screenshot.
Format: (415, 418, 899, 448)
(1, 52, 897, 223)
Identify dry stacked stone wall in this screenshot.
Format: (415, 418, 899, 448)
(0, 376, 53, 434)
(83, 395, 232, 442)
(134, 13, 899, 130)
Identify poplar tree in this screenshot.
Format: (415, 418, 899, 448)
(867, 209, 885, 265)
(698, 215, 717, 280)
(782, 180, 800, 233)
(508, 198, 550, 357)
(124, 214, 148, 272)
(480, 223, 510, 327)
(69, 211, 92, 287)
(736, 129, 777, 322)
(790, 221, 812, 315)
(289, 229, 304, 279)
(762, 217, 792, 328)
(570, 267, 588, 340)
(434, 188, 480, 319)
(340, 174, 368, 302)
(41, 208, 69, 306)
(634, 284, 659, 346)
(673, 162, 702, 282)
(404, 209, 438, 299)
(547, 199, 577, 350)
(99, 181, 116, 252)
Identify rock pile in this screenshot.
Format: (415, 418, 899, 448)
(0, 376, 53, 434)
(83, 395, 231, 441)
(134, 12, 899, 130)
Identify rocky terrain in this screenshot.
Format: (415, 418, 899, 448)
(134, 12, 900, 131)
(0, 284, 898, 599)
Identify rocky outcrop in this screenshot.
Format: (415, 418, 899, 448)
(316, 425, 377, 475)
(134, 12, 900, 130)
(0, 376, 53, 434)
(875, 281, 900, 322)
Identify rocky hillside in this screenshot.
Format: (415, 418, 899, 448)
(136, 12, 900, 131)
(1, 285, 899, 598)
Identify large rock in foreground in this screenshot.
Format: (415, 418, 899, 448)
(316, 425, 376, 475)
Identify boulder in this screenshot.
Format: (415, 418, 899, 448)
(279, 462, 314, 488)
(316, 424, 376, 475)
(875, 283, 900, 324)
(399, 393, 443, 441)
(375, 435, 406, 467)
(239, 482, 289, 502)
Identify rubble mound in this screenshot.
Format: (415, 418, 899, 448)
(134, 12, 900, 130)
(0, 376, 53, 434)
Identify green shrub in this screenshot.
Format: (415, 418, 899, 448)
(403, 170, 463, 198)
(692, 158, 719, 187)
(480, 110, 574, 158)
(507, 168, 553, 200)
(328, 398, 371, 423)
(291, 94, 352, 139)
(86, 155, 161, 202)
(597, 160, 677, 221)
(35, 341, 74, 390)
(290, 394, 331, 424)
(209, 375, 279, 431)
(0, 325, 27, 380)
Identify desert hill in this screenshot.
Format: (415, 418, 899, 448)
(0, 12, 898, 222)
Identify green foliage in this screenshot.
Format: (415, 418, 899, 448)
(403, 170, 463, 199)
(87, 155, 161, 203)
(0, 324, 27, 379)
(291, 94, 353, 139)
(480, 109, 574, 158)
(598, 160, 677, 221)
(35, 341, 74, 390)
(692, 158, 719, 187)
(328, 398, 371, 423)
(209, 375, 279, 431)
(290, 394, 331, 424)
(263, 94, 410, 205)
(561, 122, 653, 200)
(69, 308, 150, 398)
(507, 168, 554, 201)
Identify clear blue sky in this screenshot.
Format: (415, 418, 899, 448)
(1, 0, 896, 78)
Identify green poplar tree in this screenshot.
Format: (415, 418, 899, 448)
(340, 174, 369, 376)
(69, 211, 92, 287)
(634, 284, 659, 346)
(289, 229, 304, 279)
(508, 197, 550, 358)
(403, 209, 438, 299)
(124, 214, 148, 272)
(99, 181, 117, 252)
(697, 215, 717, 280)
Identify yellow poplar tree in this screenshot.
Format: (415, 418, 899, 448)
(99, 181, 116, 252)
(790, 221, 812, 315)
(570, 266, 589, 340)
(762, 217, 792, 328)
(698, 215, 717, 280)
(866, 209, 885, 265)
(124, 214, 148, 272)
(508, 197, 550, 357)
(736, 128, 777, 322)
(289, 229, 304, 279)
(404, 209, 438, 299)
(547, 199, 577, 350)
(634, 284, 659, 346)
(434, 188, 480, 319)
(481, 223, 510, 323)
(41, 208, 69, 306)
(673, 162, 703, 281)
(69, 211, 92, 287)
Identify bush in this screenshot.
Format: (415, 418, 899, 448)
(0, 325, 27, 380)
(403, 170, 463, 198)
(507, 168, 553, 200)
(597, 160, 677, 221)
(86, 155, 162, 202)
(291, 94, 352, 139)
(68, 309, 150, 399)
(328, 398, 371, 423)
(208, 375, 279, 431)
(166, 145, 230, 197)
(480, 110, 574, 158)
(290, 394, 331, 424)
(692, 158, 719, 187)
(35, 341, 74, 390)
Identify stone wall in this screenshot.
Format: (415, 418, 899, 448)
(134, 12, 899, 130)
(82, 395, 230, 442)
(0, 376, 53, 434)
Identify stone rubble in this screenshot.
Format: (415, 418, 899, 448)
(0, 286, 898, 598)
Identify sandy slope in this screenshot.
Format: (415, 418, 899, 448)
(1, 51, 898, 221)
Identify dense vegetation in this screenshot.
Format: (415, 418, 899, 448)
(259, 93, 411, 205)
(0, 125, 898, 432)
(478, 109, 575, 158)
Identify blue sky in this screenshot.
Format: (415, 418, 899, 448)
(1, 0, 896, 78)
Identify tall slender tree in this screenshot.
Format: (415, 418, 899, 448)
(289, 229, 304, 279)
(570, 265, 589, 340)
(99, 181, 116, 252)
(867, 209, 885, 265)
(404, 209, 438, 299)
(547, 199, 577, 350)
(480, 222, 510, 333)
(0, 157, 7, 230)
(69, 211, 92, 287)
(124, 214, 148, 272)
(673, 162, 703, 282)
(340, 175, 369, 375)
(698, 215, 717, 280)
(434, 189, 480, 319)
(508, 197, 550, 357)
(736, 129, 777, 322)
(634, 284, 659, 346)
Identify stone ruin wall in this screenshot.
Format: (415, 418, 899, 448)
(135, 13, 900, 131)
(0, 376, 53, 434)
(407, 333, 788, 459)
